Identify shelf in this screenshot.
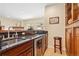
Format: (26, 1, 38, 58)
(66, 19, 79, 26)
(65, 3, 79, 26)
(65, 3, 72, 26)
(0, 30, 26, 33)
(73, 3, 79, 21)
(12, 26, 24, 31)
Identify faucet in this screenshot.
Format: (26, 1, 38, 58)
(8, 26, 18, 38)
(8, 26, 11, 38)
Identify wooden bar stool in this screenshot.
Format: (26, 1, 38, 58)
(54, 37, 62, 54)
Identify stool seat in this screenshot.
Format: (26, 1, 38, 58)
(54, 37, 62, 40)
(54, 37, 62, 54)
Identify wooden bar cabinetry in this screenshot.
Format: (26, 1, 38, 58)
(65, 3, 79, 56)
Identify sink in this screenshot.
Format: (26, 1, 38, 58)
(2, 40, 9, 46)
(14, 36, 31, 42)
(1, 41, 9, 46)
(1, 39, 16, 47)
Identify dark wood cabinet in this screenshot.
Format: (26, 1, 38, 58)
(1, 40, 33, 56)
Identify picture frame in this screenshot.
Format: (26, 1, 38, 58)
(49, 17, 59, 24)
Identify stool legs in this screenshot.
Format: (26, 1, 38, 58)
(60, 39, 62, 54)
(54, 37, 62, 54)
(54, 39, 56, 53)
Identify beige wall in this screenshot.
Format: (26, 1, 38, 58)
(0, 16, 21, 30)
(22, 17, 45, 30)
(44, 4, 65, 51)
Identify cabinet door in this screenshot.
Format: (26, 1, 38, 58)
(65, 28, 72, 55)
(65, 3, 72, 25)
(45, 34, 48, 50)
(72, 3, 79, 21)
(42, 36, 46, 55)
(74, 27, 79, 55)
(36, 39, 42, 56)
(66, 28, 75, 56)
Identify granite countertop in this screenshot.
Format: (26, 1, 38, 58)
(0, 34, 45, 51)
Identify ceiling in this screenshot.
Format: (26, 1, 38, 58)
(0, 3, 49, 20)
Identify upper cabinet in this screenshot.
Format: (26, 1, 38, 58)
(65, 3, 72, 25)
(65, 3, 79, 26)
(72, 3, 79, 21)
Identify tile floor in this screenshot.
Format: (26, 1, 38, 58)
(44, 48, 67, 56)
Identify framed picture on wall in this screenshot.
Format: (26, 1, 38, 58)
(49, 17, 59, 24)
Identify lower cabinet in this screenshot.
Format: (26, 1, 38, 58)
(36, 39, 42, 56)
(42, 34, 48, 55)
(65, 27, 79, 56)
(45, 34, 48, 51)
(74, 27, 79, 56)
(34, 34, 48, 56)
(0, 33, 48, 56)
(65, 28, 74, 55)
(42, 35, 46, 55)
(1, 40, 33, 56)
